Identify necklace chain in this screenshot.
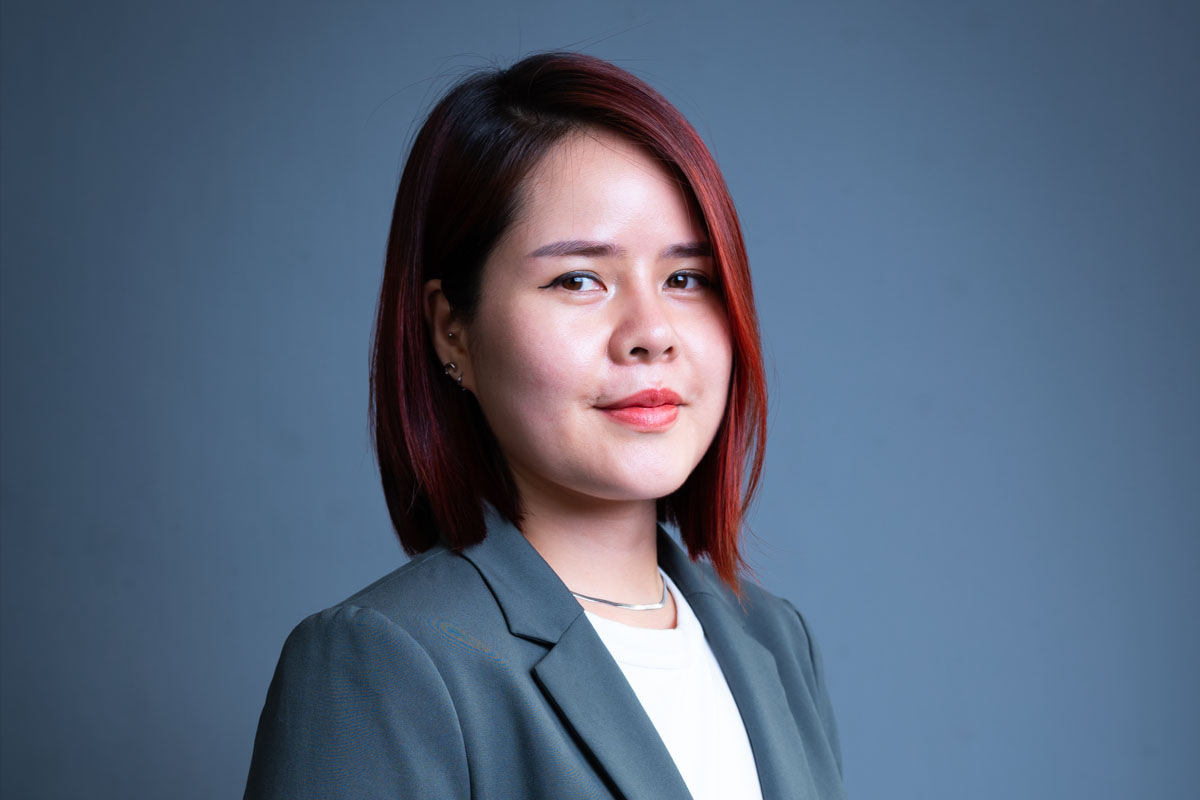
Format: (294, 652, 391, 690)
(570, 573, 667, 611)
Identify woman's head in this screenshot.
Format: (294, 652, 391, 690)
(426, 127, 734, 525)
(371, 52, 766, 588)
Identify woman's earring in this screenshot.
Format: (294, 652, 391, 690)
(443, 362, 465, 390)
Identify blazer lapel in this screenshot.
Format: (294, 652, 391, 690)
(533, 616, 693, 800)
(460, 509, 692, 800)
(658, 531, 823, 800)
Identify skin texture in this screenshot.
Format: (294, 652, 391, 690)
(426, 129, 732, 628)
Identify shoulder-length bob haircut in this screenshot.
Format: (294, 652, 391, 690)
(371, 51, 766, 590)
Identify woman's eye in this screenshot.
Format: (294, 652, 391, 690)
(665, 271, 712, 290)
(548, 272, 603, 292)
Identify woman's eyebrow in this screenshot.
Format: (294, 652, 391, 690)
(661, 241, 712, 259)
(527, 240, 618, 258)
(526, 240, 712, 259)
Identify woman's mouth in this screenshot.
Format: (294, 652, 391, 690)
(597, 389, 682, 432)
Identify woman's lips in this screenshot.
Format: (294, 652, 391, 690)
(601, 404, 680, 431)
(598, 389, 682, 432)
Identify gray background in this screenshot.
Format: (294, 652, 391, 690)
(2, 1, 1197, 798)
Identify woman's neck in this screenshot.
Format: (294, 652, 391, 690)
(516, 491, 676, 630)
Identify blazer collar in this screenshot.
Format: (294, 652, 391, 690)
(457, 505, 582, 644)
(458, 507, 820, 800)
(458, 504, 728, 640)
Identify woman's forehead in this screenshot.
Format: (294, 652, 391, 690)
(508, 130, 705, 245)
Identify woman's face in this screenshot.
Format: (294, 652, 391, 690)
(450, 129, 732, 510)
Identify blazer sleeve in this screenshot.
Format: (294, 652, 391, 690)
(244, 604, 470, 799)
(787, 601, 844, 777)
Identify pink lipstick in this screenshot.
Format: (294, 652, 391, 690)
(598, 389, 682, 432)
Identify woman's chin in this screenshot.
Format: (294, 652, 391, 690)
(577, 466, 696, 505)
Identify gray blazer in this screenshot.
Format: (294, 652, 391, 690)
(244, 510, 846, 799)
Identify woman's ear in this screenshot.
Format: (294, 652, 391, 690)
(423, 279, 472, 391)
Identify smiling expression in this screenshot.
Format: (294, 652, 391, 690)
(450, 129, 733, 511)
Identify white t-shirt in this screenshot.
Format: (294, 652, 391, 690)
(584, 569, 764, 800)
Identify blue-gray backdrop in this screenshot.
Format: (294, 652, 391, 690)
(2, 1, 1197, 798)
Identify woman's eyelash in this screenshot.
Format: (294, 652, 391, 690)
(666, 271, 713, 289)
(538, 271, 603, 291)
(537, 270, 715, 292)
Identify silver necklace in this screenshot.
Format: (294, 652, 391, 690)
(570, 574, 667, 611)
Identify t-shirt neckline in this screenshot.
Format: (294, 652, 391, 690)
(583, 569, 703, 670)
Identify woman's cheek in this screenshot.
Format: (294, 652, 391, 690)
(477, 339, 580, 440)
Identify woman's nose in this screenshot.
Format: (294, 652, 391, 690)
(608, 286, 677, 364)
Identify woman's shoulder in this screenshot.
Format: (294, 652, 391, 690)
(684, 557, 830, 691)
(677, 554, 822, 650)
(340, 544, 481, 616)
(279, 543, 506, 665)
(247, 546, 477, 798)
(738, 579, 823, 654)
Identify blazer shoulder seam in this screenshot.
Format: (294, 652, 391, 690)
(341, 547, 454, 606)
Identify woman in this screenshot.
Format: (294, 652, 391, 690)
(245, 52, 845, 800)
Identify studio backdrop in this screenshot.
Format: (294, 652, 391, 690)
(1, 1, 1197, 798)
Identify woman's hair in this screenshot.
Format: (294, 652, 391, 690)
(370, 51, 767, 589)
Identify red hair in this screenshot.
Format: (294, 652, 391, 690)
(370, 52, 766, 590)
